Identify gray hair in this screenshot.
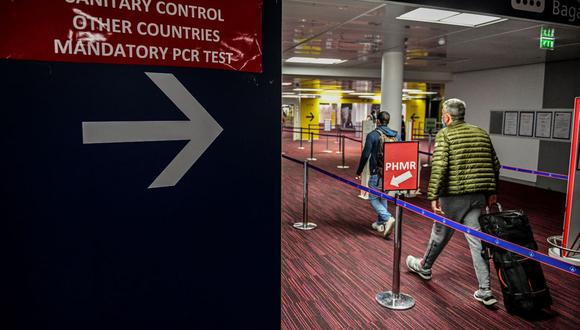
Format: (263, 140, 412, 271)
(443, 98, 466, 121)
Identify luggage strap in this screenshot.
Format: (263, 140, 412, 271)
(485, 202, 503, 214)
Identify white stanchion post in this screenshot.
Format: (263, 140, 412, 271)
(376, 193, 415, 310)
(323, 134, 332, 153)
(307, 131, 317, 161)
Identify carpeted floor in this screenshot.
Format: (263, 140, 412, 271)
(281, 130, 580, 329)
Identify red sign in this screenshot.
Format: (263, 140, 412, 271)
(0, 0, 263, 72)
(563, 97, 580, 256)
(383, 141, 419, 191)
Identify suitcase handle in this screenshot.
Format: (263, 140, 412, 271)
(485, 203, 503, 214)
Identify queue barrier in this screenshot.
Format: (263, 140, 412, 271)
(499, 165, 569, 181)
(282, 128, 360, 141)
(417, 149, 569, 181)
(376, 192, 416, 310)
(282, 154, 580, 277)
(283, 128, 569, 181)
(283, 125, 363, 134)
(282, 128, 352, 168)
(293, 159, 317, 230)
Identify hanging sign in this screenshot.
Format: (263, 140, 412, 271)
(540, 26, 556, 50)
(0, 0, 263, 72)
(388, 0, 580, 27)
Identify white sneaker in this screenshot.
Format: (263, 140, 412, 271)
(473, 289, 498, 306)
(383, 217, 396, 238)
(372, 222, 385, 232)
(406, 255, 432, 280)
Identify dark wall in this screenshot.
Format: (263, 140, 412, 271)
(543, 58, 580, 108)
(0, 2, 281, 329)
(539, 58, 580, 192)
(537, 140, 570, 192)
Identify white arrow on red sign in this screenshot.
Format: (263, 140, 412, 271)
(390, 171, 413, 187)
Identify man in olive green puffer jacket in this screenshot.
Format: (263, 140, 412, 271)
(406, 98, 501, 306)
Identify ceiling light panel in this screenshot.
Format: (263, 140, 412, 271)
(397, 8, 459, 23)
(397, 8, 506, 27)
(286, 57, 347, 64)
(293, 88, 323, 92)
(402, 89, 423, 93)
(350, 92, 376, 96)
(441, 13, 502, 27)
(323, 89, 355, 94)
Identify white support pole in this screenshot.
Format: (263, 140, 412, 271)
(380, 49, 404, 135)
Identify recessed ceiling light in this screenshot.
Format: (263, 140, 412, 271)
(397, 8, 506, 27)
(441, 13, 502, 27)
(320, 94, 341, 103)
(408, 91, 438, 95)
(286, 57, 347, 65)
(293, 88, 323, 92)
(323, 89, 355, 94)
(349, 92, 376, 96)
(282, 82, 292, 86)
(297, 94, 320, 98)
(397, 8, 459, 22)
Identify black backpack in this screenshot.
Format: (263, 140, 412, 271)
(376, 129, 397, 177)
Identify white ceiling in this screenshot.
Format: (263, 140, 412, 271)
(282, 0, 580, 78)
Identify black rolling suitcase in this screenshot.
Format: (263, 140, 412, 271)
(479, 204, 552, 315)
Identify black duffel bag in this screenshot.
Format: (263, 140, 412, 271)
(479, 204, 552, 315)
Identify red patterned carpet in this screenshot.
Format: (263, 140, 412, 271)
(281, 130, 580, 329)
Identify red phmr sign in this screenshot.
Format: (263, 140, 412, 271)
(383, 141, 419, 191)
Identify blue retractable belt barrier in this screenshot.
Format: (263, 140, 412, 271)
(500, 165, 569, 181)
(282, 154, 579, 276)
(304, 135, 569, 181)
(418, 151, 568, 180)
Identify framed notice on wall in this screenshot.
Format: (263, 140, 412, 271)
(553, 111, 572, 140)
(518, 111, 534, 137)
(503, 111, 518, 136)
(535, 112, 553, 138)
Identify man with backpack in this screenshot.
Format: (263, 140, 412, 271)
(355, 111, 401, 238)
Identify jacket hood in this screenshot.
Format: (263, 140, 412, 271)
(378, 125, 398, 137)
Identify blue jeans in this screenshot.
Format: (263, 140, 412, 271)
(368, 174, 392, 224)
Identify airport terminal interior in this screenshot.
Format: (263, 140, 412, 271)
(4, 0, 580, 328)
(281, 1, 580, 329)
